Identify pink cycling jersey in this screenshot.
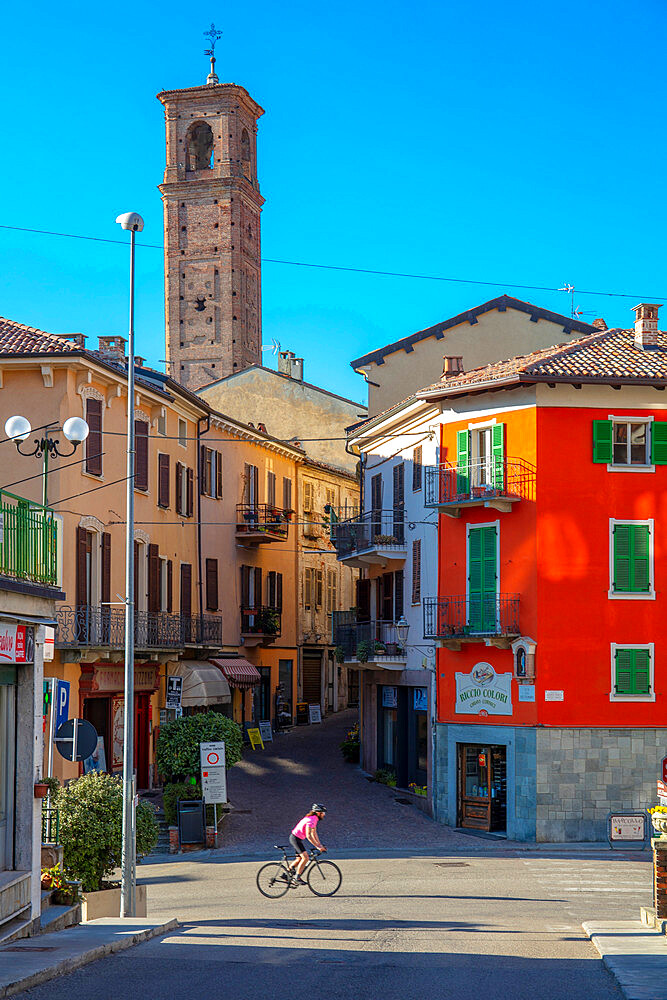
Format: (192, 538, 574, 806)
(292, 814, 318, 839)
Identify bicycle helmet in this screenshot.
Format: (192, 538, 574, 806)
(311, 803, 326, 814)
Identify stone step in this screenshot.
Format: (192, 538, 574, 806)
(39, 902, 81, 935)
(0, 913, 32, 945)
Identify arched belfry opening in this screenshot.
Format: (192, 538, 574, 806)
(241, 128, 252, 180)
(186, 121, 214, 171)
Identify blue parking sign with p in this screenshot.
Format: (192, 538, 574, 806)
(55, 680, 70, 730)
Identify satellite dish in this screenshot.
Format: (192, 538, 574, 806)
(55, 718, 98, 763)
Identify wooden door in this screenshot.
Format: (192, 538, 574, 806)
(458, 745, 492, 830)
(134, 694, 150, 790)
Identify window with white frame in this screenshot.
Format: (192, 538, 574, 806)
(612, 420, 650, 466)
(610, 643, 654, 701)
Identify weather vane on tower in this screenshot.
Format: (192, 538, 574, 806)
(204, 23, 223, 85)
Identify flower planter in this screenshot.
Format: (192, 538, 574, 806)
(81, 884, 147, 921)
(652, 815, 667, 837)
(34, 783, 49, 799)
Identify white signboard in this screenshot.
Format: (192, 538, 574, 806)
(200, 741, 227, 804)
(258, 720, 273, 742)
(308, 704, 322, 724)
(455, 662, 512, 716)
(545, 690, 564, 702)
(43, 626, 55, 662)
(518, 685, 535, 702)
(166, 675, 182, 709)
(609, 814, 646, 841)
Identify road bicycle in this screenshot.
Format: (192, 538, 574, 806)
(256, 845, 342, 898)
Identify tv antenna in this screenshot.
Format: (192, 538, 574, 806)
(261, 338, 281, 356)
(558, 283, 576, 318)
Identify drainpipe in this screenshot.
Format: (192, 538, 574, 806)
(196, 415, 210, 640)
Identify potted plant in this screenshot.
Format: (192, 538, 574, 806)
(373, 534, 398, 546)
(374, 641, 386, 655)
(384, 641, 398, 656)
(334, 646, 345, 664)
(258, 606, 280, 635)
(650, 806, 667, 836)
(339, 724, 360, 763)
(356, 640, 371, 663)
(374, 768, 397, 787)
(34, 781, 49, 799)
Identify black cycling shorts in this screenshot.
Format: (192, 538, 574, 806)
(290, 833, 307, 854)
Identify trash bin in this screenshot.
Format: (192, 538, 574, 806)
(177, 799, 206, 845)
(296, 701, 309, 725)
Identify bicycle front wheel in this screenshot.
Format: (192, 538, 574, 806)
(307, 859, 342, 896)
(256, 862, 291, 898)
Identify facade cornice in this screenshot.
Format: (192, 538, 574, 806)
(209, 413, 304, 460)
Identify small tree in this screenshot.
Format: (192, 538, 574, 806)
(156, 712, 243, 784)
(58, 772, 158, 892)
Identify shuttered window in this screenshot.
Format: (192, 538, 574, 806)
(85, 399, 103, 476)
(304, 567, 313, 610)
(205, 558, 218, 611)
(412, 540, 421, 604)
(456, 429, 469, 493)
(101, 532, 111, 607)
(412, 446, 422, 491)
(371, 474, 382, 513)
(147, 544, 160, 612)
(135, 421, 149, 491)
(612, 523, 651, 593)
(468, 525, 498, 632)
(394, 569, 404, 621)
(315, 569, 323, 608)
(283, 477, 292, 511)
(166, 559, 173, 613)
(186, 467, 194, 517)
(175, 463, 184, 515)
(215, 451, 223, 498)
(491, 423, 505, 489)
(200, 446, 214, 496)
(180, 563, 192, 617)
(327, 570, 338, 613)
(267, 471, 276, 507)
(158, 453, 170, 508)
(240, 565, 251, 606)
(303, 480, 314, 512)
(393, 463, 405, 541)
(614, 647, 651, 696)
(267, 571, 283, 610)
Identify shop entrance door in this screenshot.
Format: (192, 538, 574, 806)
(457, 744, 507, 832)
(0, 675, 16, 871)
(134, 694, 150, 790)
(302, 654, 322, 706)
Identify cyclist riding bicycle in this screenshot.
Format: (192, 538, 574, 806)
(285, 803, 327, 886)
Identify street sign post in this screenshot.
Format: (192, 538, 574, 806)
(200, 741, 227, 804)
(166, 676, 182, 710)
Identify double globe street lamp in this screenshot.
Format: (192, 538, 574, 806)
(5, 414, 90, 505)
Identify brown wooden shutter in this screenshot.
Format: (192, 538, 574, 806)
(101, 532, 111, 606)
(215, 451, 223, 499)
(240, 565, 251, 606)
(283, 477, 292, 511)
(394, 569, 404, 621)
(76, 526, 88, 606)
(277, 572, 283, 612)
(357, 578, 371, 621)
(158, 453, 170, 507)
(175, 462, 183, 515)
(412, 539, 421, 604)
(180, 563, 192, 618)
(199, 445, 206, 494)
(254, 567, 262, 609)
(267, 471, 276, 507)
(205, 558, 218, 611)
(134, 541, 140, 609)
(135, 421, 149, 491)
(85, 399, 103, 476)
(167, 559, 173, 613)
(267, 571, 276, 607)
(186, 467, 194, 517)
(316, 570, 323, 607)
(148, 543, 160, 612)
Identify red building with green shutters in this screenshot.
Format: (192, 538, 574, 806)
(418, 303, 667, 841)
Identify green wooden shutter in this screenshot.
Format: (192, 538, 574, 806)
(652, 422, 667, 465)
(593, 420, 613, 463)
(492, 423, 505, 490)
(634, 649, 651, 694)
(615, 648, 651, 695)
(613, 524, 650, 593)
(456, 430, 470, 495)
(468, 525, 497, 632)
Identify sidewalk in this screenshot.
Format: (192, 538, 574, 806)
(0, 917, 177, 998)
(583, 920, 667, 1000)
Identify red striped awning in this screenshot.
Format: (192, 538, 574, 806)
(210, 657, 261, 690)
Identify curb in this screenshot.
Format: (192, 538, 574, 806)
(0, 918, 178, 998)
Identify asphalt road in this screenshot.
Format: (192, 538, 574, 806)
(18, 847, 651, 999)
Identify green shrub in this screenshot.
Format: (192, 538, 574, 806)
(334, 646, 345, 664)
(356, 640, 371, 663)
(374, 768, 397, 786)
(339, 723, 360, 763)
(156, 711, 243, 784)
(58, 772, 158, 892)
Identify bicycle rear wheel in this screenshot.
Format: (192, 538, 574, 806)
(256, 862, 291, 898)
(307, 859, 342, 896)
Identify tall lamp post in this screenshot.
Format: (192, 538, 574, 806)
(5, 415, 90, 505)
(116, 211, 144, 919)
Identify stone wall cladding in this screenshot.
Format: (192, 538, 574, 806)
(536, 727, 667, 842)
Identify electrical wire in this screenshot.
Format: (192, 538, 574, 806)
(0, 222, 664, 301)
(0, 451, 105, 492)
(50, 476, 130, 506)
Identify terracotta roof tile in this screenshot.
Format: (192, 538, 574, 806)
(417, 328, 667, 399)
(0, 317, 78, 354)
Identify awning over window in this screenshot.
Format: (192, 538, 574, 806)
(179, 660, 231, 707)
(210, 657, 261, 690)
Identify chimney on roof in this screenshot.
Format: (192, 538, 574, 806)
(442, 355, 464, 378)
(278, 350, 304, 382)
(98, 335, 127, 361)
(632, 303, 661, 349)
(135, 356, 145, 368)
(68, 333, 87, 348)
(592, 318, 608, 331)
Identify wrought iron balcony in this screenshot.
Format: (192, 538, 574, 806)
(332, 611, 407, 668)
(236, 504, 290, 543)
(0, 490, 59, 588)
(55, 606, 223, 649)
(424, 458, 535, 516)
(240, 605, 282, 643)
(423, 594, 520, 646)
(330, 510, 407, 567)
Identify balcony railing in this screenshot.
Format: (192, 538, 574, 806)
(330, 510, 406, 563)
(0, 490, 58, 587)
(424, 457, 535, 511)
(236, 504, 289, 541)
(332, 611, 406, 662)
(55, 606, 223, 648)
(240, 605, 282, 639)
(423, 594, 520, 640)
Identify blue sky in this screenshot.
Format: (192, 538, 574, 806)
(1, 0, 666, 403)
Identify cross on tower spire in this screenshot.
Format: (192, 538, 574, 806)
(204, 23, 222, 84)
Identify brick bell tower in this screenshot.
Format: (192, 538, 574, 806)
(157, 30, 264, 391)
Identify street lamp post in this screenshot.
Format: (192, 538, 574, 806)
(5, 415, 90, 506)
(116, 211, 144, 919)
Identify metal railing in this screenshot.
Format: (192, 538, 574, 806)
(236, 503, 289, 538)
(41, 807, 60, 845)
(240, 605, 282, 638)
(331, 509, 406, 560)
(0, 490, 58, 586)
(423, 594, 520, 639)
(55, 606, 223, 648)
(424, 457, 536, 507)
(332, 612, 406, 660)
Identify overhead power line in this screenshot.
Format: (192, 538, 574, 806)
(0, 222, 664, 302)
